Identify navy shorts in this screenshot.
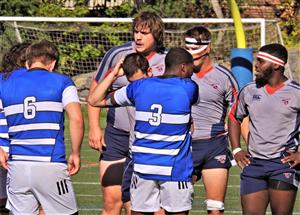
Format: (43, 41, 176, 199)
(240, 157, 300, 195)
(192, 135, 232, 180)
(121, 157, 133, 203)
(100, 124, 130, 161)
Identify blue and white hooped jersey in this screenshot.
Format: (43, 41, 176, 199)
(0, 67, 28, 153)
(114, 76, 199, 181)
(0, 68, 80, 163)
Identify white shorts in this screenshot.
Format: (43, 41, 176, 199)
(0, 168, 7, 199)
(6, 161, 77, 215)
(130, 172, 194, 213)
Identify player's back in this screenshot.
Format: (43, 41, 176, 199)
(125, 76, 198, 181)
(0, 68, 75, 163)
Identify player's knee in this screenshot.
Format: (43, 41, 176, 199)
(206, 199, 224, 214)
(268, 179, 298, 191)
(103, 197, 123, 211)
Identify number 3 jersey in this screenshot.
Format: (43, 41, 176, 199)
(114, 76, 199, 181)
(0, 68, 80, 163)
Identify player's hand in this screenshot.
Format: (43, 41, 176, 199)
(112, 58, 124, 78)
(68, 153, 81, 176)
(88, 126, 106, 152)
(281, 151, 300, 169)
(0, 148, 8, 170)
(234, 150, 251, 169)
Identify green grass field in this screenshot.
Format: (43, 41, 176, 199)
(65, 106, 300, 215)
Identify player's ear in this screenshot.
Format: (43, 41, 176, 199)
(147, 68, 153, 77)
(206, 43, 211, 53)
(48, 60, 57, 72)
(25, 61, 30, 69)
(273, 63, 281, 71)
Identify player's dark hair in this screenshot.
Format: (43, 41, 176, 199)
(165, 47, 193, 72)
(0, 42, 31, 79)
(185, 26, 211, 43)
(26, 39, 59, 69)
(122, 53, 149, 78)
(259, 43, 288, 64)
(133, 11, 164, 52)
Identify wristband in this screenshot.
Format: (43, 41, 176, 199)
(232, 147, 242, 156)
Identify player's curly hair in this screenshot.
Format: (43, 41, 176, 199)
(0, 42, 31, 79)
(132, 11, 164, 53)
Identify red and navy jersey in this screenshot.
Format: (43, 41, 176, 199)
(229, 80, 300, 159)
(191, 64, 239, 140)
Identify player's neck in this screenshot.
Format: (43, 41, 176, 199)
(267, 74, 287, 87)
(28, 62, 52, 72)
(198, 57, 213, 73)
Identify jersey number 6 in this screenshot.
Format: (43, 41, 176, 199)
(23, 96, 37, 119)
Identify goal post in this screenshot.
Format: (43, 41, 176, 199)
(0, 17, 283, 78)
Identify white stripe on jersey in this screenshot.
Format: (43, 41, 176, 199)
(11, 155, 51, 162)
(11, 138, 56, 145)
(0, 146, 9, 153)
(4, 102, 63, 116)
(135, 131, 186, 142)
(9, 123, 60, 132)
(134, 163, 172, 176)
(0, 119, 7, 125)
(0, 133, 9, 138)
(135, 111, 190, 124)
(132, 145, 179, 155)
(0, 100, 3, 109)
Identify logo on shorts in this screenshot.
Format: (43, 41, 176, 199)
(281, 97, 291, 105)
(283, 172, 292, 179)
(214, 155, 226, 164)
(252, 94, 261, 101)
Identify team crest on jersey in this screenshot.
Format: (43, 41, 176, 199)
(281, 97, 291, 105)
(214, 155, 226, 164)
(152, 64, 164, 75)
(283, 172, 292, 179)
(204, 78, 220, 90)
(252, 94, 261, 101)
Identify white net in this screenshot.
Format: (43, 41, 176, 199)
(0, 18, 281, 77)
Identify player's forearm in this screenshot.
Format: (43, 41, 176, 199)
(66, 103, 84, 155)
(88, 72, 117, 107)
(69, 113, 84, 155)
(228, 118, 242, 150)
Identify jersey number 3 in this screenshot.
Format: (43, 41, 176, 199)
(24, 96, 37, 119)
(149, 104, 162, 126)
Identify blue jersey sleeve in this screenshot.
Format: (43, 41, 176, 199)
(125, 79, 145, 106)
(185, 79, 199, 105)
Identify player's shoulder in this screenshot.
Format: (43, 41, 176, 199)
(238, 81, 256, 94)
(106, 41, 134, 57)
(287, 80, 300, 91)
(214, 64, 237, 80)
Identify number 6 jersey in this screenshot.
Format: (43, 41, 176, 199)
(113, 76, 199, 182)
(0, 68, 80, 163)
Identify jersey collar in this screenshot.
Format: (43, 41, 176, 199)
(195, 64, 213, 79)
